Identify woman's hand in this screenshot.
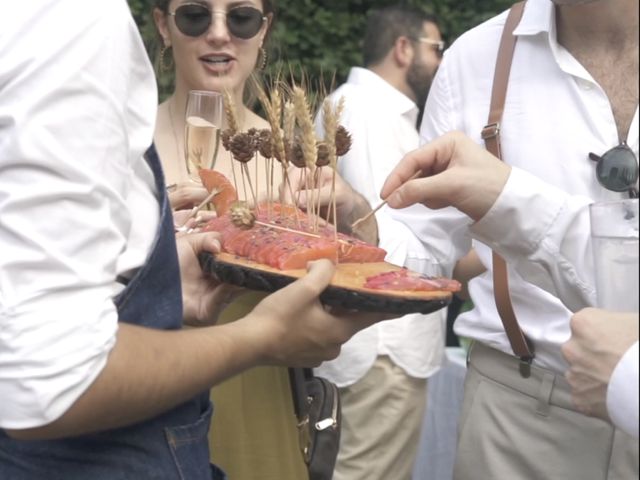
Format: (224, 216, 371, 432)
(282, 167, 378, 243)
(168, 182, 210, 210)
(283, 166, 354, 218)
(173, 209, 217, 236)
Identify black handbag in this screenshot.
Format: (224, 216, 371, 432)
(288, 367, 342, 480)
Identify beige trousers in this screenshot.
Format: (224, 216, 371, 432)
(454, 342, 639, 480)
(331, 356, 427, 480)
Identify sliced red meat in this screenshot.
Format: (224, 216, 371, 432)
(364, 269, 461, 292)
(198, 169, 238, 216)
(201, 197, 386, 270)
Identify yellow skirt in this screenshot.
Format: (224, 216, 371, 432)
(209, 292, 308, 480)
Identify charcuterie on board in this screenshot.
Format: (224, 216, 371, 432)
(200, 252, 458, 315)
(197, 173, 460, 314)
(193, 82, 460, 315)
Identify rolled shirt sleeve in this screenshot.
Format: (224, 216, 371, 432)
(607, 342, 639, 438)
(0, 0, 158, 429)
(471, 167, 597, 312)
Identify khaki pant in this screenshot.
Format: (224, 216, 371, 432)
(331, 356, 427, 480)
(454, 342, 639, 480)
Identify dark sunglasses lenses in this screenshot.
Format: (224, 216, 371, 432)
(174, 4, 210, 37)
(174, 5, 264, 39)
(590, 145, 639, 193)
(228, 7, 266, 39)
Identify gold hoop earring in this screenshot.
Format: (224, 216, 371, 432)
(257, 47, 268, 71)
(160, 45, 174, 73)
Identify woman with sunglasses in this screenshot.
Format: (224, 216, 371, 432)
(153, 0, 276, 211)
(151, 2, 309, 479)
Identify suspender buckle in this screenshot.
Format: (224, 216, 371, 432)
(481, 122, 501, 140)
(519, 356, 533, 378)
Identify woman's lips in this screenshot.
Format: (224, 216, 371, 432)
(200, 54, 234, 74)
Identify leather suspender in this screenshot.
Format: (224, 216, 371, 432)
(481, 1, 535, 378)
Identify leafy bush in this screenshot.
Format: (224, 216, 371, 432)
(267, 0, 512, 87)
(129, 0, 513, 100)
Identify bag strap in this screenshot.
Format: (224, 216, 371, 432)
(289, 367, 313, 463)
(481, 0, 534, 378)
(289, 367, 313, 420)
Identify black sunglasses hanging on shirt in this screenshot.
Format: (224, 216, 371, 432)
(589, 142, 639, 198)
(169, 3, 267, 39)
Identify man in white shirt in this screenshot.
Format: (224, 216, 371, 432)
(382, 131, 639, 441)
(0, 1, 389, 477)
(380, 0, 639, 470)
(314, 6, 444, 479)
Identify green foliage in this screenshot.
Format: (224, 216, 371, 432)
(128, 0, 513, 98)
(267, 0, 513, 88)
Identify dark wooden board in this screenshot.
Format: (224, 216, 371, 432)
(199, 252, 452, 315)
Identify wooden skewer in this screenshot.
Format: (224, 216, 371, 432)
(178, 188, 220, 229)
(251, 219, 351, 246)
(351, 170, 422, 231)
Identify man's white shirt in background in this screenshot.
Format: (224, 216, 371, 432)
(315, 67, 445, 388)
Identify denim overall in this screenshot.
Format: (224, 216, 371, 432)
(0, 146, 226, 480)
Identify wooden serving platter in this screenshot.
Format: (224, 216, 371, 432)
(199, 252, 452, 315)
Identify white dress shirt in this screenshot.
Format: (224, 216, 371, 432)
(390, 0, 639, 376)
(0, 0, 159, 428)
(608, 342, 639, 438)
(314, 68, 445, 387)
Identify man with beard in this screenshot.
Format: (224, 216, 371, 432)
(313, 6, 443, 480)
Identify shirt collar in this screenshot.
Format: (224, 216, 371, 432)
(511, 2, 638, 155)
(513, 0, 555, 37)
(514, 0, 595, 81)
(345, 67, 419, 122)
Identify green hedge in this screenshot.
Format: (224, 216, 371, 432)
(129, 0, 513, 100)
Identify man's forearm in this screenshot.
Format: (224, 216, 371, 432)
(5, 321, 263, 440)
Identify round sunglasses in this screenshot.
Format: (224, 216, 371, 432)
(589, 142, 639, 198)
(169, 3, 267, 39)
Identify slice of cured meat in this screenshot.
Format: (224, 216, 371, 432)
(203, 206, 387, 270)
(198, 169, 237, 216)
(198, 168, 386, 270)
(364, 269, 461, 292)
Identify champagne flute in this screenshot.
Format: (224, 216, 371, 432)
(184, 90, 223, 182)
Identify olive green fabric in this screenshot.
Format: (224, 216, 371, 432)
(209, 291, 308, 480)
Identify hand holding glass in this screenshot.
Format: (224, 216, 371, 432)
(184, 90, 223, 182)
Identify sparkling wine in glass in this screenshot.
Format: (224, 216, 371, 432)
(184, 90, 223, 182)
